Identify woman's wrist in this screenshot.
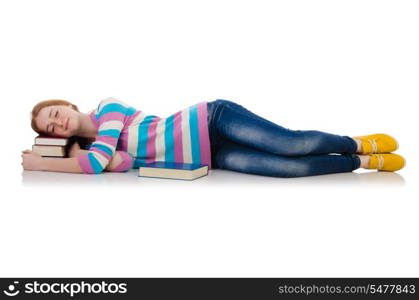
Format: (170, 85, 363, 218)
(42, 156, 83, 173)
(68, 149, 77, 157)
(40, 157, 48, 171)
(75, 149, 89, 157)
(68, 149, 87, 157)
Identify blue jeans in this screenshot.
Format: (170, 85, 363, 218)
(207, 99, 360, 178)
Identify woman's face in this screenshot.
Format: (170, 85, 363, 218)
(35, 105, 80, 137)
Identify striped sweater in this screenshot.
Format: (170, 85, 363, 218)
(77, 97, 211, 174)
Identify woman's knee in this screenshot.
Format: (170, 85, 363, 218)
(279, 130, 327, 156)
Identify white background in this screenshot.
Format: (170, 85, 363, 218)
(0, 0, 418, 277)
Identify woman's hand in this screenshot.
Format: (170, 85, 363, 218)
(21, 150, 46, 171)
(68, 142, 81, 157)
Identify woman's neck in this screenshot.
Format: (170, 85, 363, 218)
(77, 113, 98, 138)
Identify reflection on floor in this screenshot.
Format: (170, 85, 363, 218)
(21, 169, 405, 187)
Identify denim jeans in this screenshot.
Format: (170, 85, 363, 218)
(207, 99, 360, 178)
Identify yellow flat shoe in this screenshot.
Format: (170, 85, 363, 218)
(352, 133, 399, 154)
(367, 153, 406, 172)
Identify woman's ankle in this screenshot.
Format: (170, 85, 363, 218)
(354, 138, 363, 153)
(357, 155, 370, 169)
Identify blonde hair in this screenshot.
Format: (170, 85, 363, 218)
(31, 99, 79, 134)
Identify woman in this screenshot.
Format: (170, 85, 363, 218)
(22, 97, 405, 177)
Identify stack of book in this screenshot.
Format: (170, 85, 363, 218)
(32, 135, 69, 157)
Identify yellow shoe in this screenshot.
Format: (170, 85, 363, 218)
(352, 133, 399, 154)
(367, 153, 406, 172)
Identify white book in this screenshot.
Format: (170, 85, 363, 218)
(34, 135, 69, 146)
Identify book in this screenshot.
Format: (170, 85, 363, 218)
(137, 161, 209, 180)
(34, 135, 69, 146)
(32, 145, 65, 157)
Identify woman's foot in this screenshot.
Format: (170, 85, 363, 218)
(359, 153, 406, 171)
(352, 134, 399, 154)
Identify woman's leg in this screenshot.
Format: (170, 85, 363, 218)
(214, 140, 361, 178)
(207, 99, 358, 156)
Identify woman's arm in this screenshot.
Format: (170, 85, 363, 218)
(21, 150, 83, 173)
(43, 156, 83, 173)
(69, 148, 125, 171)
(21, 148, 128, 173)
(76, 98, 136, 174)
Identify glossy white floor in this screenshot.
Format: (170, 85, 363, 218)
(21, 167, 406, 188)
(8, 164, 416, 277)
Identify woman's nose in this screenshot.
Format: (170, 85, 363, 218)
(53, 119, 64, 127)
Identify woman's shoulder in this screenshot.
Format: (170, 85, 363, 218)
(96, 97, 137, 116)
(97, 97, 130, 110)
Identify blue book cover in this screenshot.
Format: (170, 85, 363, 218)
(135, 160, 208, 180)
(134, 160, 207, 170)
